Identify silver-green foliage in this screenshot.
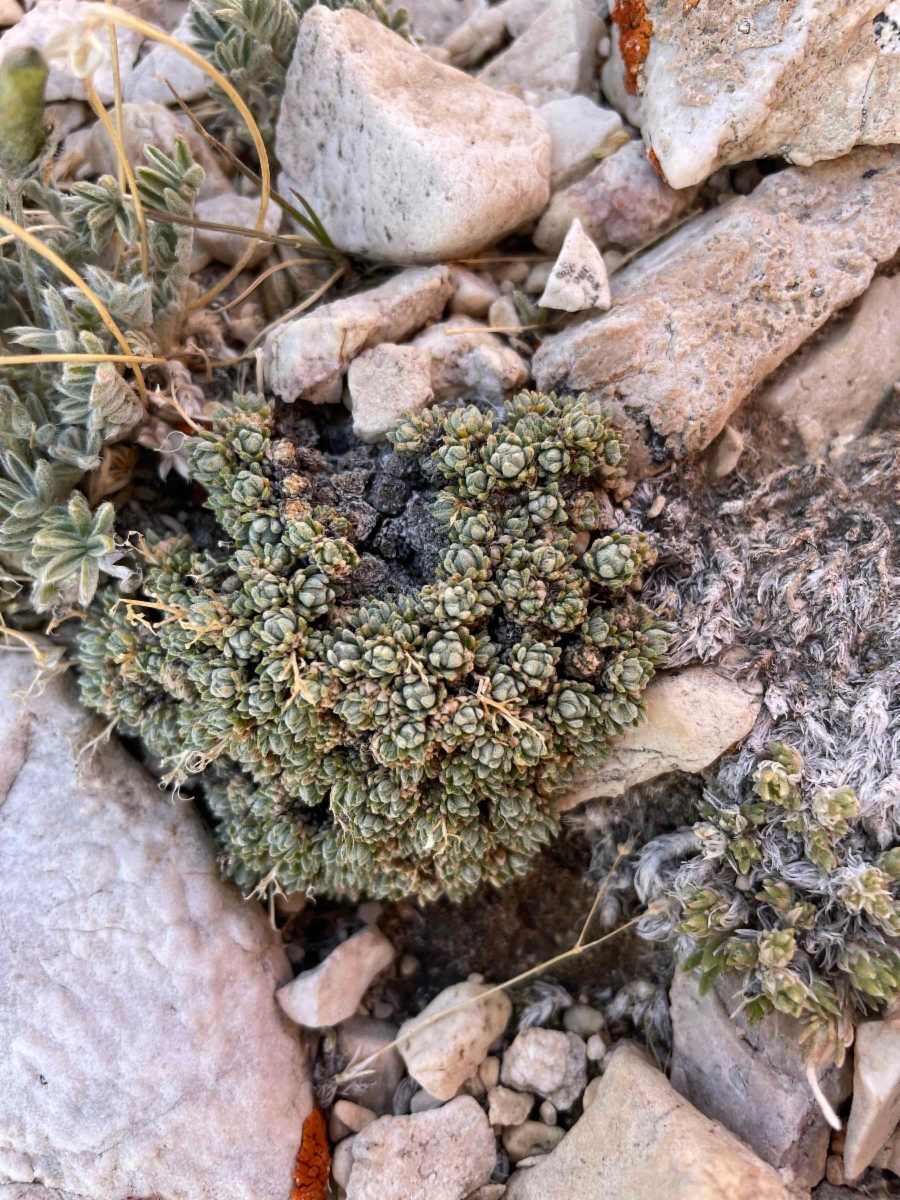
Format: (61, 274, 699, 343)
(78, 390, 667, 902)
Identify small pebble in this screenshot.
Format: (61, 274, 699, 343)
(285, 943, 306, 967)
(459, 1072, 486, 1098)
(372, 1000, 394, 1020)
(586, 1033, 607, 1063)
(410, 1088, 445, 1113)
(502, 1120, 565, 1163)
(333, 1099, 377, 1134)
(582, 1075, 601, 1110)
(647, 494, 666, 518)
(562, 1004, 605, 1038)
(331, 1135, 356, 1189)
(825, 1155, 846, 1186)
(274, 891, 308, 915)
(479, 1056, 500, 1089)
(399, 953, 420, 978)
(468, 972, 485, 984)
(357, 901, 383, 925)
(539, 1100, 557, 1126)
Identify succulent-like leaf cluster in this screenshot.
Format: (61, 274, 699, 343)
(638, 744, 900, 1068)
(78, 390, 666, 902)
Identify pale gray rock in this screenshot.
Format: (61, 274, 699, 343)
(193, 193, 282, 267)
(265, 266, 452, 404)
(0, 657, 311, 1200)
(533, 148, 900, 477)
(488, 1085, 534, 1126)
(0, 0, 143, 103)
(501, 1029, 587, 1111)
(533, 136, 698, 254)
(706, 424, 745, 480)
(346, 1096, 496, 1200)
(124, 12, 208, 105)
(602, 0, 900, 190)
(503, 1121, 566, 1162)
(390, 0, 485, 44)
(443, 0, 557, 67)
(448, 265, 500, 318)
(276, 927, 395, 1028)
(539, 219, 610, 312)
(844, 1018, 900, 1179)
(670, 969, 853, 1190)
(332, 1100, 378, 1135)
(331, 1136, 357, 1190)
(409, 1089, 445, 1113)
(478, 0, 603, 105)
(276, 7, 551, 262)
(505, 1042, 793, 1200)
(562, 1004, 605, 1037)
(538, 95, 625, 189)
(755, 273, 900, 457)
(557, 668, 761, 811)
(347, 344, 434, 444)
(412, 317, 529, 401)
(398, 980, 512, 1101)
(336, 1016, 404, 1115)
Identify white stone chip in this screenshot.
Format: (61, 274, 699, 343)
(538, 95, 625, 190)
(478, 0, 603, 106)
(347, 344, 434, 444)
(539, 219, 610, 312)
(276, 927, 396, 1028)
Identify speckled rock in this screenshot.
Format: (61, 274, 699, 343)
(478, 0, 603, 105)
(533, 148, 900, 477)
(276, 927, 395, 1028)
(346, 1096, 496, 1200)
(412, 317, 529, 401)
(601, 0, 900, 190)
(533, 137, 698, 254)
(347, 344, 435, 444)
(539, 219, 610, 312)
(265, 266, 452, 404)
(501, 1028, 587, 1111)
(276, 7, 551, 262)
(0, 657, 311, 1200)
(505, 1042, 793, 1200)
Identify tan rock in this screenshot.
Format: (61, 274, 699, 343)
(539, 219, 610, 312)
(276, 8, 551, 262)
(533, 148, 900, 477)
(332, 1100, 378, 1135)
(348, 344, 434, 444)
(265, 266, 452, 404)
(336, 1016, 404, 1115)
(488, 1085, 535, 1126)
(0, 0, 24, 27)
(193, 193, 282, 267)
(275, 927, 395, 1028)
(503, 1120, 566, 1162)
(844, 1019, 900, 1179)
(706, 424, 745, 480)
(533, 137, 697, 255)
(448, 265, 500, 318)
(505, 1042, 793, 1200)
(478, 0, 603, 105)
(412, 316, 529, 401)
(398, 980, 512, 1101)
(755, 273, 900, 457)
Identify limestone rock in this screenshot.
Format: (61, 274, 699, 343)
(336, 1016, 405, 1115)
(193, 193, 282, 267)
(398, 980, 512, 1101)
(412, 316, 529, 401)
(844, 1018, 900, 1179)
(331, 1136, 356, 1190)
(448, 265, 500, 318)
(503, 1121, 566, 1162)
(538, 95, 625, 190)
(602, 1, 900, 190)
(276, 7, 551, 262)
(501, 1028, 587, 1111)
(505, 1042, 793, 1200)
(0, 657, 311, 1200)
(265, 266, 452, 404)
(488, 1085, 534, 1126)
(0, 0, 143, 103)
(346, 1096, 496, 1200)
(392, 0, 485, 45)
(533, 148, 900, 477)
(276, 927, 395, 1028)
(347, 344, 434, 444)
(670, 969, 852, 1190)
(539, 219, 610, 312)
(755, 273, 900, 457)
(562, 1004, 605, 1037)
(478, 0, 603, 105)
(124, 13, 208, 105)
(443, 0, 557, 67)
(557, 668, 761, 811)
(533, 137, 698, 254)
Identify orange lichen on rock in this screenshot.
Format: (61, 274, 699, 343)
(290, 1108, 331, 1200)
(610, 0, 653, 94)
(683, 0, 700, 11)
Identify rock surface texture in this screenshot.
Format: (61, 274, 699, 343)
(0, 657, 311, 1200)
(504, 1042, 793, 1199)
(670, 969, 853, 1190)
(538, 95, 625, 190)
(602, 0, 900, 189)
(556, 668, 761, 811)
(533, 148, 900, 477)
(843, 1018, 900, 1179)
(276, 8, 551, 262)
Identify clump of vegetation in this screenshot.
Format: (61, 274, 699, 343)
(77, 389, 667, 901)
(635, 743, 900, 1068)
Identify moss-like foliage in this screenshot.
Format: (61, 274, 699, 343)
(78, 390, 667, 901)
(640, 744, 900, 1068)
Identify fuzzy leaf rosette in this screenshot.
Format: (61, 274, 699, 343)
(78, 390, 667, 901)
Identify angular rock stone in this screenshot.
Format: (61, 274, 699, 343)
(448, 265, 500, 318)
(488, 1085, 534, 1126)
(276, 927, 395, 1028)
(124, 13, 209, 105)
(755, 273, 900, 457)
(443, 0, 557, 67)
(539, 219, 610, 312)
(265, 266, 452, 404)
(336, 1016, 404, 1116)
(0, 657, 311, 1200)
(347, 344, 434, 444)
(193, 192, 282, 267)
(0, 0, 143, 103)
(533, 137, 698, 254)
(412, 316, 529, 401)
(276, 7, 551, 262)
(503, 1120, 566, 1162)
(398, 980, 512, 1101)
(501, 1028, 587, 1111)
(533, 149, 900, 477)
(478, 0, 604, 106)
(392, 0, 485, 45)
(670, 969, 852, 1190)
(602, 0, 900, 190)
(843, 1018, 900, 1179)
(557, 667, 761, 811)
(538, 95, 625, 190)
(505, 1042, 793, 1200)
(347, 1096, 496, 1200)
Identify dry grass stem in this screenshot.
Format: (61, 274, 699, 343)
(104, 0, 126, 193)
(219, 258, 321, 311)
(0, 353, 165, 366)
